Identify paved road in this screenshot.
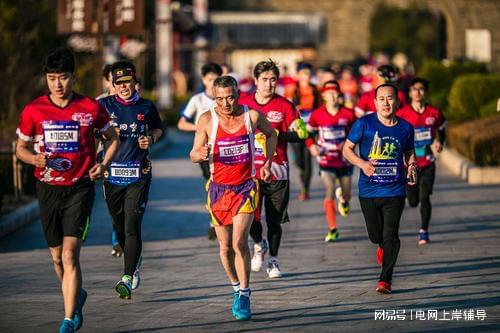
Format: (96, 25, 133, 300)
(1, 130, 500, 332)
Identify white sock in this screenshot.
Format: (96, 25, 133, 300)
(64, 318, 73, 322)
(239, 287, 250, 297)
(232, 281, 240, 293)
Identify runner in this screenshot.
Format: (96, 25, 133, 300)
(95, 64, 122, 257)
(306, 80, 356, 242)
(396, 77, 446, 245)
(285, 62, 321, 201)
(239, 60, 307, 278)
(177, 62, 222, 240)
(343, 83, 417, 294)
(355, 65, 407, 118)
(15, 47, 119, 332)
(190, 76, 277, 320)
(99, 61, 163, 300)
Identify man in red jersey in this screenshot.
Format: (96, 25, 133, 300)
(306, 81, 356, 242)
(191, 76, 277, 320)
(16, 48, 119, 332)
(396, 77, 446, 245)
(239, 60, 307, 279)
(355, 65, 407, 118)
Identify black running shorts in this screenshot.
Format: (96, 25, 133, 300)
(254, 180, 290, 224)
(36, 179, 95, 247)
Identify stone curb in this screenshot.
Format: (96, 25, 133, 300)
(0, 132, 172, 239)
(439, 148, 500, 184)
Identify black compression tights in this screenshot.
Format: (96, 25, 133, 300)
(250, 221, 282, 257)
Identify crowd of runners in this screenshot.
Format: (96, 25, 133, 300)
(16, 47, 446, 331)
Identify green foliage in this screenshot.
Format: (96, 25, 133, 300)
(370, 4, 446, 67)
(447, 115, 500, 166)
(447, 74, 500, 121)
(479, 98, 500, 118)
(417, 59, 487, 112)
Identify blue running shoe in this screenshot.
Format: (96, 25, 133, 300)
(418, 229, 429, 245)
(231, 291, 239, 317)
(73, 288, 87, 331)
(59, 319, 75, 333)
(235, 295, 252, 321)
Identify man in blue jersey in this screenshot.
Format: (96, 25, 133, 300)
(343, 83, 417, 294)
(99, 61, 163, 299)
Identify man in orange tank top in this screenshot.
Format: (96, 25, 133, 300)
(190, 76, 277, 320)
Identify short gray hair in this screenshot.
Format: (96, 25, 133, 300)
(213, 75, 238, 94)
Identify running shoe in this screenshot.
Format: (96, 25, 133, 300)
(335, 187, 350, 216)
(231, 291, 239, 317)
(335, 186, 343, 201)
(59, 319, 75, 333)
(376, 281, 391, 294)
(235, 294, 252, 320)
(73, 288, 87, 331)
(418, 229, 429, 245)
(298, 188, 310, 201)
(324, 229, 339, 242)
(376, 246, 383, 266)
(115, 275, 132, 299)
(111, 243, 122, 257)
(266, 258, 283, 278)
(208, 226, 217, 241)
(132, 256, 142, 290)
(251, 240, 268, 272)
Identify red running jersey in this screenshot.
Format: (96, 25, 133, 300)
(396, 104, 446, 169)
(209, 106, 255, 185)
(239, 92, 300, 180)
(16, 93, 110, 186)
(307, 106, 356, 169)
(355, 89, 407, 117)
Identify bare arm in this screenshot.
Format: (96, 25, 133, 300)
(89, 126, 120, 180)
(342, 139, 375, 177)
(177, 117, 197, 132)
(252, 110, 277, 182)
(190, 113, 210, 163)
(16, 139, 46, 168)
(405, 149, 417, 185)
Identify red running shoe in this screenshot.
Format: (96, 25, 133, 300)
(376, 281, 391, 294)
(376, 246, 383, 266)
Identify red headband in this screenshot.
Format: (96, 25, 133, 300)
(321, 85, 341, 94)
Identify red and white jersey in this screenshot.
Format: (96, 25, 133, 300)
(355, 89, 407, 117)
(238, 92, 300, 180)
(208, 105, 255, 186)
(307, 106, 356, 169)
(396, 104, 446, 169)
(16, 93, 110, 186)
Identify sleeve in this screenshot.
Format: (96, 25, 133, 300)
(95, 102, 111, 132)
(180, 96, 197, 121)
(147, 103, 164, 131)
(347, 119, 364, 144)
(307, 109, 319, 131)
(437, 109, 447, 130)
(16, 105, 36, 142)
(284, 101, 300, 130)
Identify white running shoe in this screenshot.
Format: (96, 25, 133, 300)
(266, 258, 283, 279)
(132, 256, 142, 290)
(335, 186, 343, 201)
(251, 240, 268, 272)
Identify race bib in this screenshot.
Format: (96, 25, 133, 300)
(108, 161, 141, 185)
(414, 127, 432, 147)
(217, 134, 251, 165)
(43, 121, 80, 153)
(321, 125, 346, 143)
(370, 159, 399, 183)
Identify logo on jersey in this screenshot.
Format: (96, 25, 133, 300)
(425, 117, 436, 126)
(72, 113, 94, 126)
(267, 111, 284, 123)
(130, 122, 137, 132)
(120, 124, 128, 131)
(137, 114, 145, 121)
(46, 158, 72, 171)
(338, 118, 348, 126)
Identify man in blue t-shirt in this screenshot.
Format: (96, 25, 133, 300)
(99, 61, 163, 300)
(343, 83, 417, 294)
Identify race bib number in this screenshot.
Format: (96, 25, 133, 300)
(414, 127, 432, 147)
(370, 160, 399, 183)
(43, 121, 80, 153)
(321, 125, 346, 143)
(217, 135, 251, 165)
(108, 161, 141, 185)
